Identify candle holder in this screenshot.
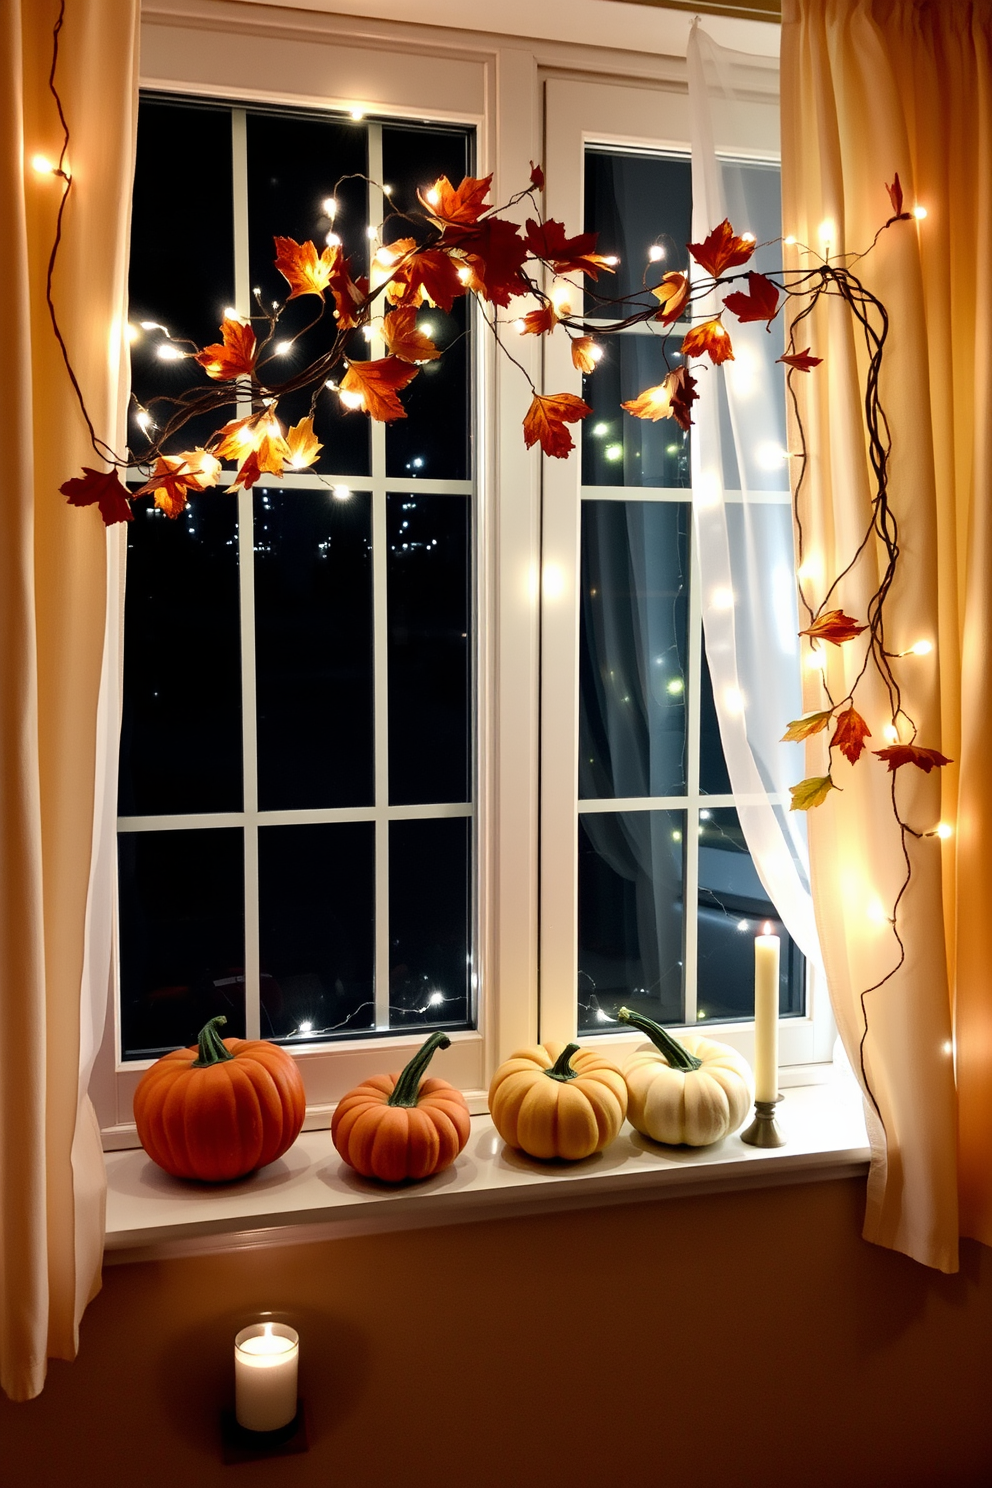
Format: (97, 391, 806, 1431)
(221, 1399, 310, 1464)
(740, 1095, 785, 1148)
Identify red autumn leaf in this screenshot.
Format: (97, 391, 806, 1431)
(652, 271, 690, 325)
(778, 348, 823, 372)
(523, 218, 614, 279)
(800, 609, 867, 646)
(681, 318, 734, 365)
(194, 318, 258, 381)
(273, 236, 339, 298)
(522, 392, 591, 458)
(232, 450, 262, 491)
(519, 304, 558, 336)
(873, 744, 952, 774)
(687, 219, 756, 278)
(530, 161, 545, 191)
(446, 218, 529, 307)
(328, 261, 366, 330)
(339, 356, 419, 421)
(668, 365, 699, 431)
(831, 706, 872, 765)
(571, 336, 599, 373)
(886, 173, 906, 218)
(723, 272, 780, 329)
(380, 306, 440, 362)
(419, 173, 493, 226)
(61, 467, 133, 526)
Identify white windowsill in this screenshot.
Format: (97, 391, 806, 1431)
(104, 1077, 870, 1265)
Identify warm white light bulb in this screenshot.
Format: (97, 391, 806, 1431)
(274, 340, 293, 355)
(456, 265, 472, 284)
(603, 255, 620, 267)
(339, 389, 364, 410)
(31, 154, 56, 174)
(366, 224, 378, 240)
(784, 234, 798, 246)
(913, 205, 928, 220)
(382, 184, 393, 197)
(326, 231, 342, 248)
(350, 107, 365, 121)
(419, 322, 434, 338)
(935, 822, 953, 840)
(224, 306, 240, 321)
(332, 485, 352, 501)
(513, 318, 526, 334)
(909, 639, 933, 656)
(426, 187, 440, 208)
(322, 197, 338, 220)
(883, 723, 899, 743)
(805, 650, 827, 672)
(866, 898, 888, 925)
(666, 677, 684, 695)
(818, 218, 836, 244)
(156, 344, 182, 361)
(135, 409, 152, 432)
(127, 323, 140, 343)
(589, 343, 604, 362)
(648, 245, 665, 262)
(741, 232, 756, 244)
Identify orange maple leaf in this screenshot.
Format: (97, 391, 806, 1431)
(623, 379, 677, 422)
(285, 416, 323, 470)
(273, 236, 341, 299)
(831, 706, 872, 764)
(339, 357, 419, 421)
(229, 419, 289, 489)
(419, 174, 493, 226)
(723, 272, 780, 329)
(800, 610, 867, 646)
(378, 240, 466, 314)
(872, 744, 952, 773)
(688, 219, 757, 278)
(194, 318, 257, 380)
(652, 271, 690, 325)
(781, 709, 834, 743)
(212, 414, 261, 462)
(522, 392, 591, 458)
(60, 467, 133, 526)
(571, 337, 599, 373)
(381, 307, 440, 363)
(132, 451, 222, 517)
(519, 305, 558, 336)
(778, 349, 823, 372)
(523, 219, 614, 280)
(681, 318, 734, 365)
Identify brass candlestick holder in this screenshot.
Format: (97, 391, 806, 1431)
(740, 1095, 785, 1148)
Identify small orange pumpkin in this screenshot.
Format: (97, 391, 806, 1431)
(133, 1015, 306, 1182)
(332, 1031, 470, 1182)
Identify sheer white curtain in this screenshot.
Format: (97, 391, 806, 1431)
(686, 23, 821, 970)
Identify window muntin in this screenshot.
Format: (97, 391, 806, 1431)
(574, 146, 804, 1036)
(118, 96, 476, 1060)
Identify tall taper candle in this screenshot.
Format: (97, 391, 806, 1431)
(753, 922, 780, 1104)
(235, 1322, 299, 1432)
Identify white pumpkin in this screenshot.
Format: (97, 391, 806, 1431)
(618, 1007, 754, 1147)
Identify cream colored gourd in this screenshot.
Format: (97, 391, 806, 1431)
(489, 1041, 627, 1161)
(618, 1007, 753, 1147)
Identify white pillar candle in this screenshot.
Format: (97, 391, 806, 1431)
(753, 923, 780, 1104)
(234, 1322, 299, 1432)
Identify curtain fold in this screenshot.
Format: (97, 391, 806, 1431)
(781, 0, 992, 1271)
(0, 0, 137, 1400)
(686, 28, 823, 970)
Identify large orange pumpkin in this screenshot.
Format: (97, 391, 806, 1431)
(332, 1031, 470, 1182)
(133, 1015, 306, 1182)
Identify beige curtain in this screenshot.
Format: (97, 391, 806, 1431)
(0, 0, 137, 1399)
(781, 0, 992, 1271)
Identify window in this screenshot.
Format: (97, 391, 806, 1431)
(118, 98, 476, 1058)
(94, 9, 827, 1147)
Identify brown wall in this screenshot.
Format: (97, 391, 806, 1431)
(2, 1178, 991, 1487)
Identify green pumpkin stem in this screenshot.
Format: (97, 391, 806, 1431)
(544, 1042, 581, 1083)
(191, 1015, 236, 1068)
(387, 1031, 452, 1108)
(617, 1007, 703, 1073)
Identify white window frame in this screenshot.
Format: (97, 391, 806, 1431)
(92, 0, 826, 1151)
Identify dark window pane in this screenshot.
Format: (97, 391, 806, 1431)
(388, 494, 470, 805)
(259, 823, 374, 1041)
(580, 501, 688, 799)
(696, 807, 805, 1021)
(382, 125, 471, 480)
(578, 810, 685, 1031)
(119, 828, 245, 1059)
(119, 498, 242, 815)
(254, 485, 373, 810)
(584, 150, 691, 312)
(389, 817, 470, 1028)
(129, 99, 235, 457)
(246, 109, 370, 477)
(581, 335, 689, 488)
(698, 646, 732, 796)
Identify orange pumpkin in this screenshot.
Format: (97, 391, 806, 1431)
(332, 1031, 470, 1182)
(133, 1015, 306, 1182)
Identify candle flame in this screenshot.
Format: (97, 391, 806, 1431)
(762, 921, 772, 935)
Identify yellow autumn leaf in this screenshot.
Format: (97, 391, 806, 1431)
(788, 775, 838, 811)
